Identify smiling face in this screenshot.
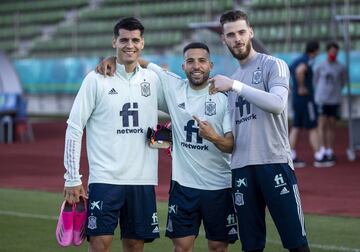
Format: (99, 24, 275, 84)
(112, 28, 144, 72)
(182, 48, 213, 89)
(222, 20, 254, 61)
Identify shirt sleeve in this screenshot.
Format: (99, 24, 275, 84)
(266, 58, 290, 90)
(148, 62, 183, 114)
(148, 63, 183, 92)
(63, 71, 98, 187)
(222, 99, 232, 134)
(154, 73, 169, 114)
(240, 84, 288, 115)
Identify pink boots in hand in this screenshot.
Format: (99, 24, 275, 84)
(56, 198, 87, 247)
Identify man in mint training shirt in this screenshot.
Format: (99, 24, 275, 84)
(96, 42, 238, 252)
(63, 17, 166, 252)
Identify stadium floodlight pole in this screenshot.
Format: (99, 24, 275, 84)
(335, 14, 360, 161)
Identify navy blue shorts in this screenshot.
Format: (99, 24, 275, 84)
(86, 183, 160, 242)
(317, 104, 340, 119)
(165, 181, 238, 243)
(232, 164, 308, 251)
(292, 97, 318, 129)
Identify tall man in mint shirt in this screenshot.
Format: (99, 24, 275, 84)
(63, 17, 166, 252)
(207, 10, 311, 252)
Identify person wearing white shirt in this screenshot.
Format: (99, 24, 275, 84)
(97, 42, 238, 252)
(63, 17, 166, 252)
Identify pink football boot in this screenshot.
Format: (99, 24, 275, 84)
(56, 201, 74, 247)
(72, 197, 87, 246)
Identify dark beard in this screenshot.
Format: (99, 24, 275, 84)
(227, 41, 251, 61)
(185, 71, 210, 87)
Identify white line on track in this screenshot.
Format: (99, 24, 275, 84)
(1, 210, 359, 252)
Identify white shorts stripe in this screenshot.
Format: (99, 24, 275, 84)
(293, 184, 306, 236)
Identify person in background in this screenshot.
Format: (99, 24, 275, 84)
(288, 40, 328, 168)
(314, 41, 347, 166)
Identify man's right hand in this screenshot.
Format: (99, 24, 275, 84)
(95, 56, 117, 76)
(64, 184, 87, 205)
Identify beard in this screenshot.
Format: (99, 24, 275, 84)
(227, 40, 252, 61)
(185, 71, 210, 87)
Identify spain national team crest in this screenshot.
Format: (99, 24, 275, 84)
(140, 81, 151, 97)
(234, 192, 244, 206)
(252, 70, 262, 84)
(88, 215, 97, 230)
(205, 101, 216, 116)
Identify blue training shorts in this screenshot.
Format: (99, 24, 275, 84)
(86, 183, 160, 242)
(317, 104, 340, 119)
(165, 181, 238, 243)
(232, 164, 308, 251)
(292, 96, 318, 129)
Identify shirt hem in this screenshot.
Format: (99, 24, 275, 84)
(173, 179, 231, 191)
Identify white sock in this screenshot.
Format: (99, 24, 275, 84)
(315, 151, 323, 160)
(325, 148, 334, 156)
(319, 146, 326, 156)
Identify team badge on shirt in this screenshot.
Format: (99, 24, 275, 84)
(205, 101, 216, 116)
(140, 81, 151, 97)
(252, 70, 262, 84)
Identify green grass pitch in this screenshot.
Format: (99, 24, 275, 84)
(0, 188, 359, 252)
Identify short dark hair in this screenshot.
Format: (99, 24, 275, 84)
(183, 42, 210, 54)
(305, 40, 320, 54)
(220, 10, 250, 27)
(326, 41, 340, 51)
(113, 17, 144, 37)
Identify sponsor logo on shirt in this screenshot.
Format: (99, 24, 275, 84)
(108, 88, 118, 95)
(178, 102, 185, 110)
(181, 120, 209, 151)
(235, 96, 256, 125)
(117, 102, 144, 134)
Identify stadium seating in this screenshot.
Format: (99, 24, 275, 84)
(1, 0, 360, 57)
(0, 0, 233, 58)
(250, 0, 360, 53)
